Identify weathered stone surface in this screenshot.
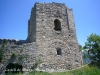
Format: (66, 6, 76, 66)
(0, 2, 82, 73)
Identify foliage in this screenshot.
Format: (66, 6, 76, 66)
(83, 33, 100, 67)
(11, 52, 17, 58)
(5, 63, 23, 74)
(70, 65, 100, 75)
(0, 39, 8, 62)
(31, 58, 42, 69)
(4, 72, 22, 75)
(18, 54, 25, 60)
(31, 58, 42, 75)
(4, 65, 100, 75)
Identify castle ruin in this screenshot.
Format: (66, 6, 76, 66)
(0, 2, 82, 73)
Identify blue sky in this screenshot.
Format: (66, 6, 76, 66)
(0, 0, 100, 46)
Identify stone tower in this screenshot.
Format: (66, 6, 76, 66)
(27, 2, 82, 71)
(0, 2, 82, 73)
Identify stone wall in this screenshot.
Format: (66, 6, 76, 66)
(0, 2, 82, 73)
(0, 40, 38, 74)
(0, 40, 82, 73)
(27, 2, 82, 70)
(27, 4, 36, 42)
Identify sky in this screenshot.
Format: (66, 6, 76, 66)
(0, 0, 100, 46)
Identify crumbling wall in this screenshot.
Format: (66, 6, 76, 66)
(30, 2, 82, 71)
(0, 2, 82, 73)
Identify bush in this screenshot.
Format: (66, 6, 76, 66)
(11, 52, 17, 58)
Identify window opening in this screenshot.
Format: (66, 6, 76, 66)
(54, 19, 61, 31)
(56, 48, 62, 55)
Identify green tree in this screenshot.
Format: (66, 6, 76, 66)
(83, 33, 100, 66)
(0, 39, 8, 62)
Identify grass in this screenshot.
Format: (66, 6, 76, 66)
(5, 65, 100, 75)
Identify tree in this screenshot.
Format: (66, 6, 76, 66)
(83, 33, 100, 66)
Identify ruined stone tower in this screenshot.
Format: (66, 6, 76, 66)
(27, 2, 82, 71)
(0, 2, 82, 73)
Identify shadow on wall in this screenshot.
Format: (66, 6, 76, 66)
(5, 63, 23, 74)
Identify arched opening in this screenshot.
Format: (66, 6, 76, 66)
(56, 48, 62, 55)
(54, 19, 61, 31)
(5, 63, 23, 74)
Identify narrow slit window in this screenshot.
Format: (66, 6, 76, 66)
(56, 48, 62, 55)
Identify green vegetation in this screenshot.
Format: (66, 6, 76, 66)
(4, 72, 22, 75)
(31, 58, 42, 75)
(2, 33, 100, 75)
(83, 33, 100, 67)
(29, 65, 100, 75)
(18, 54, 25, 60)
(11, 52, 17, 58)
(0, 39, 8, 62)
(4, 65, 100, 75)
